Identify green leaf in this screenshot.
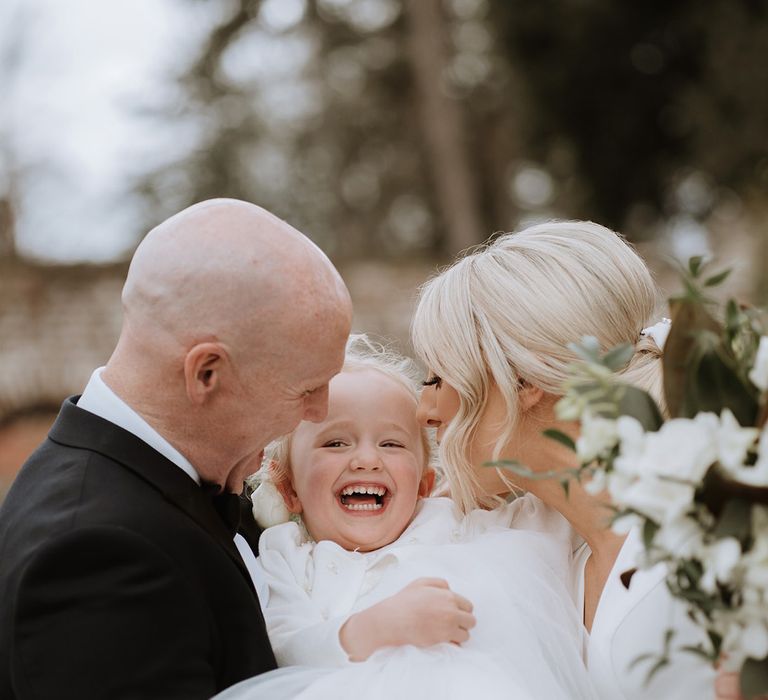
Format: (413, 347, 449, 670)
(726, 299, 742, 334)
(643, 658, 670, 687)
(689, 256, 704, 277)
(617, 385, 664, 432)
(740, 656, 768, 699)
(663, 298, 721, 419)
(642, 518, 660, 549)
(704, 268, 731, 288)
(713, 498, 752, 542)
(690, 337, 759, 426)
(543, 428, 576, 452)
(679, 645, 717, 663)
(628, 651, 661, 672)
(570, 336, 602, 363)
(489, 460, 560, 481)
(603, 343, 635, 371)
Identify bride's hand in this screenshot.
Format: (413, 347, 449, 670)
(339, 577, 476, 662)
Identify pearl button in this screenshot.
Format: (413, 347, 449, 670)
(327, 562, 338, 574)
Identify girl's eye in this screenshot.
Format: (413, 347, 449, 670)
(323, 440, 347, 448)
(381, 441, 405, 448)
(422, 375, 442, 389)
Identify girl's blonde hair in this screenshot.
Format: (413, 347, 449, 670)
(257, 333, 435, 488)
(411, 220, 664, 513)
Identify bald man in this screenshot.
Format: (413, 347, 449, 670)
(0, 200, 352, 700)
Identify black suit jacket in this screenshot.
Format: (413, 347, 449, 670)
(0, 398, 277, 699)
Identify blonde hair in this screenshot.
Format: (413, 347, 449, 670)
(255, 333, 434, 489)
(411, 220, 664, 513)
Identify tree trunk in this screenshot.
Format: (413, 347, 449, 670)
(403, 0, 485, 254)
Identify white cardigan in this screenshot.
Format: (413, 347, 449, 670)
(583, 528, 716, 699)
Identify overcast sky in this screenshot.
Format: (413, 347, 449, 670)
(1, 0, 215, 262)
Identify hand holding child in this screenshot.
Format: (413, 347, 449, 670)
(339, 577, 476, 661)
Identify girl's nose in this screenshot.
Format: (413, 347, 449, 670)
(350, 444, 382, 471)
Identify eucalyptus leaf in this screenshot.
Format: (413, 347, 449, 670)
(617, 385, 664, 432)
(570, 336, 602, 363)
(740, 656, 768, 699)
(689, 256, 704, 277)
(726, 299, 741, 335)
(704, 268, 731, 287)
(488, 460, 561, 481)
(679, 645, 717, 662)
(688, 338, 759, 426)
(713, 499, 752, 543)
(643, 658, 670, 687)
(603, 343, 635, 371)
(543, 428, 577, 452)
(643, 519, 660, 550)
(663, 298, 721, 419)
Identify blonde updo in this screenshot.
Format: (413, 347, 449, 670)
(411, 220, 664, 513)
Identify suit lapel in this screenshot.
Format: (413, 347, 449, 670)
(48, 397, 256, 594)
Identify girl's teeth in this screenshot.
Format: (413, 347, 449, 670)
(343, 502, 383, 511)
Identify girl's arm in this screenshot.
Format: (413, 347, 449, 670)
(259, 546, 476, 665)
(339, 577, 476, 661)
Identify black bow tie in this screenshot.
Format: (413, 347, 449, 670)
(201, 482, 242, 536)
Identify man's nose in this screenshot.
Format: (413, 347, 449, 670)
(303, 385, 329, 423)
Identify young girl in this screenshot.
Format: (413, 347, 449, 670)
(215, 336, 596, 700)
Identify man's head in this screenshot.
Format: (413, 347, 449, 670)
(103, 199, 352, 491)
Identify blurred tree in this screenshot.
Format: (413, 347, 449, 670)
(132, 0, 768, 258)
(491, 0, 768, 236)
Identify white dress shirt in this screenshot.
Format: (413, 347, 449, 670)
(78, 368, 261, 591)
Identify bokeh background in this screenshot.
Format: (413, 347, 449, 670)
(2, 0, 767, 499)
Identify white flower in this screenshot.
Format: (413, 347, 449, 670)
(700, 537, 742, 592)
(615, 413, 718, 483)
(251, 480, 291, 529)
(652, 515, 704, 558)
(576, 412, 618, 463)
(749, 335, 768, 392)
(728, 426, 768, 486)
(717, 409, 759, 471)
(609, 474, 695, 525)
(584, 468, 608, 495)
(608, 414, 718, 525)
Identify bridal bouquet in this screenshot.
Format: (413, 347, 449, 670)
(546, 258, 768, 697)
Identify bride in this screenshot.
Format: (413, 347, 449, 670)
(411, 220, 716, 699)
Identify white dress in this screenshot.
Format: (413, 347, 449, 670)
(576, 529, 716, 699)
(215, 497, 597, 700)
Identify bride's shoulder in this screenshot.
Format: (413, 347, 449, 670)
(461, 493, 572, 538)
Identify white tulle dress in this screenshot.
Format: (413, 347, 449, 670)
(215, 497, 597, 700)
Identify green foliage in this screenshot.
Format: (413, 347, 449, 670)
(740, 656, 768, 699)
(542, 428, 576, 452)
(663, 260, 760, 426)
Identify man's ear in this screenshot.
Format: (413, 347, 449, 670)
(418, 467, 436, 498)
(183, 342, 227, 404)
(275, 477, 302, 514)
(518, 381, 544, 412)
